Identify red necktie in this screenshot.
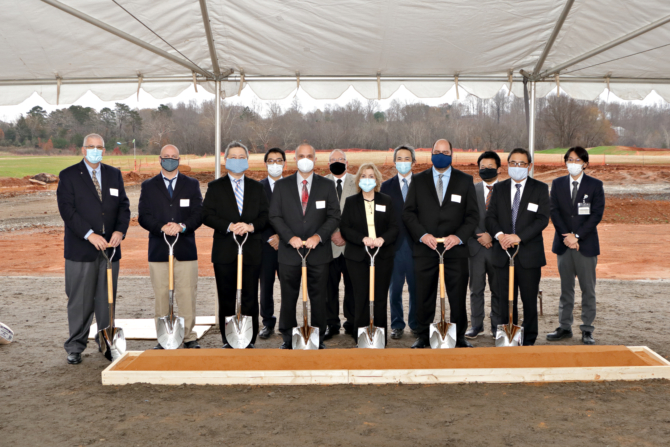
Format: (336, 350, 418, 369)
(486, 185, 493, 210)
(301, 180, 309, 215)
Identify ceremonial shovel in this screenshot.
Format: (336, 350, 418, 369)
(98, 247, 126, 361)
(429, 238, 457, 349)
(292, 242, 319, 350)
(495, 244, 524, 347)
(156, 233, 185, 349)
(0, 322, 13, 344)
(357, 246, 385, 349)
(224, 233, 253, 349)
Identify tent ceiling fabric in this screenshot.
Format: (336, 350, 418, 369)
(1, 0, 670, 105)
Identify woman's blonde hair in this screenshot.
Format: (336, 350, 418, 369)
(353, 163, 383, 193)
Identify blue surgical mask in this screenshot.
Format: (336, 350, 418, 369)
(431, 153, 452, 169)
(359, 178, 376, 193)
(396, 161, 412, 175)
(85, 148, 103, 164)
(508, 166, 528, 182)
(226, 158, 249, 174)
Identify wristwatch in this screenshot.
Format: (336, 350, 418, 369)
(574, 234, 580, 239)
(179, 223, 186, 233)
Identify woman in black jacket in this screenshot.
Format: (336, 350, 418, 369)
(340, 163, 398, 345)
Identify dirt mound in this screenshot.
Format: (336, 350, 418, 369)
(122, 171, 152, 184)
(31, 173, 58, 183)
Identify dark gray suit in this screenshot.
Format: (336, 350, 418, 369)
(467, 181, 500, 332)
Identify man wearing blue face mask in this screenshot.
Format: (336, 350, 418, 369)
(57, 133, 130, 364)
(202, 141, 269, 348)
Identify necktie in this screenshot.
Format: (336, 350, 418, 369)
(92, 169, 104, 234)
(234, 178, 243, 215)
(486, 185, 493, 210)
(166, 177, 175, 199)
(301, 180, 309, 215)
(571, 181, 579, 205)
(512, 184, 521, 234)
(401, 178, 408, 202)
(437, 174, 444, 205)
(336, 179, 342, 199)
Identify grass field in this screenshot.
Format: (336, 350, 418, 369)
(538, 146, 646, 155)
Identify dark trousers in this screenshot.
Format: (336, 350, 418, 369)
(278, 262, 329, 345)
(495, 265, 541, 346)
(389, 238, 417, 331)
(214, 262, 261, 346)
(64, 252, 119, 354)
(415, 256, 469, 341)
(326, 254, 355, 331)
(259, 243, 279, 329)
(468, 247, 500, 331)
(346, 257, 393, 345)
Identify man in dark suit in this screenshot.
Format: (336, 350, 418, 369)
(547, 146, 605, 345)
(380, 144, 418, 339)
(403, 139, 479, 349)
(258, 147, 286, 339)
(57, 133, 130, 364)
(486, 148, 550, 346)
(138, 144, 203, 349)
(465, 151, 502, 339)
(202, 142, 269, 348)
(269, 143, 341, 349)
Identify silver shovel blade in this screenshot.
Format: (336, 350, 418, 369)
(357, 326, 385, 349)
(495, 324, 524, 347)
(99, 327, 126, 361)
(292, 326, 320, 350)
(0, 322, 14, 344)
(429, 322, 457, 349)
(157, 315, 185, 350)
(224, 315, 253, 349)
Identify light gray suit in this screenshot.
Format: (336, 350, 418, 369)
(326, 173, 357, 257)
(467, 180, 500, 332)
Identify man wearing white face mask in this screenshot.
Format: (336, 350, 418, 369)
(547, 146, 605, 345)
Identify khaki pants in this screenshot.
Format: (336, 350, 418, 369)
(150, 260, 198, 343)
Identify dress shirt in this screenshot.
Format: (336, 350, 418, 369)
(432, 166, 452, 199)
(83, 160, 102, 240)
(297, 172, 314, 200)
(364, 199, 376, 239)
(268, 176, 281, 192)
(482, 179, 498, 203)
(162, 172, 178, 190)
(227, 175, 253, 233)
(570, 172, 584, 197)
(397, 172, 413, 186)
(495, 177, 528, 240)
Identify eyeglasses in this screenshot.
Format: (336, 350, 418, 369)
(509, 161, 529, 168)
(567, 158, 582, 163)
(84, 145, 104, 150)
(330, 157, 346, 163)
(160, 156, 179, 160)
(267, 158, 284, 164)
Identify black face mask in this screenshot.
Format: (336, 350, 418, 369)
(329, 162, 346, 175)
(479, 168, 498, 180)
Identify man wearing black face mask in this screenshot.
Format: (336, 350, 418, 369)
(138, 144, 204, 349)
(465, 151, 502, 340)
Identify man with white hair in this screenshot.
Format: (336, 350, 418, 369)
(138, 144, 204, 349)
(57, 133, 130, 364)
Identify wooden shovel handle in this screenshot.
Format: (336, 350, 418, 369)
(107, 269, 114, 304)
(237, 254, 243, 290)
(508, 265, 515, 302)
(301, 266, 308, 303)
(168, 254, 174, 291)
(435, 237, 445, 243)
(439, 263, 445, 299)
(369, 266, 375, 302)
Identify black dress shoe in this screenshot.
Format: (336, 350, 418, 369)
(259, 326, 273, 339)
(546, 327, 573, 341)
(222, 343, 233, 349)
(456, 338, 473, 348)
(319, 343, 326, 349)
(184, 341, 200, 349)
(411, 338, 429, 349)
(67, 353, 82, 364)
(410, 328, 419, 337)
(323, 326, 339, 340)
(246, 343, 255, 349)
(391, 328, 404, 339)
(343, 326, 355, 336)
(464, 326, 484, 339)
(153, 343, 164, 350)
(279, 342, 292, 349)
(582, 331, 595, 345)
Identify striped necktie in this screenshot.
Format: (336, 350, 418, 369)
(234, 178, 243, 215)
(437, 174, 444, 205)
(92, 169, 104, 233)
(486, 185, 493, 210)
(512, 184, 521, 234)
(301, 180, 309, 215)
(401, 178, 408, 202)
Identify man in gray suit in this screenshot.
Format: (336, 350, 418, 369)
(465, 151, 502, 339)
(324, 149, 357, 339)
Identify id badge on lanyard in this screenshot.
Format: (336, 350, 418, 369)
(578, 194, 590, 215)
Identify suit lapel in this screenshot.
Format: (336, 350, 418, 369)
(79, 160, 102, 202)
(305, 174, 318, 212)
(155, 174, 171, 201)
(518, 178, 533, 216)
(223, 175, 241, 218)
(172, 173, 187, 200)
(424, 169, 441, 206)
(290, 173, 304, 214)
(100, 164, 109, 201)
(442, 168, 457, 208)
(501, 179, 512, 219)
(574, 175, 588, 209)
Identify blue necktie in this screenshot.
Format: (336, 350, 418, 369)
(512, 184, 521, 234)
(166, 177, 175, 199)
(402, 178, 408, 202)
(234, 179, 243, 215)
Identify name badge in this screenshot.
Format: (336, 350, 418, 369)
(109, 188, 118, 197)
(180, 199, 190, 207)
(375, 204, 386, 212)
(527, 203, 538, 212)
(578, 202, 590, 215)
(451, 194, 461, 203)
(316, 200, 326, 209)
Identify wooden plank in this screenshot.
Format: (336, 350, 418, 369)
(89, 319, 212, 340)
(629, 346, 670, 366)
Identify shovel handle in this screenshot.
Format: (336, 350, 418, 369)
(107, 268, 114, 304)
(168, 254, 174, 291)
(301, 265, 308, 303)
(508, 265, 515, 302)
(439, 263, 445, 299)
(435, 238, 445, 243)
(369, 266, 375, 302)
(237, 254, 243, 290)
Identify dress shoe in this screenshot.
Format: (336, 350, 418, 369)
(259, 326, 273, 339)
(222, 343, 233, 349)
(456, 338, 473, 348)
(184, 341, 200, 349)
(67, 353, 82, 365)
(582, 331, 595, 345)
(323, 326, 339, 340)
(411, 338, 429, 349)
(546, 327, 573, 341)
(153, 343, 164, 350)
(279, 342, 292, 349)
(319, 343, 326, 349)
(344, 326, 355, 336)
(391, 328, 404, 340)
(246, 343, 255, 349)
(465, 326, 484, 339)
(410, 328, 419, 337)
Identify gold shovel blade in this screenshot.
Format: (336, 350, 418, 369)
(495, 324, 524, 347)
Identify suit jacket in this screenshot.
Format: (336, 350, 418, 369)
(340, 192, 398, 263)
(260, 177, 278, 245)
(269, 173, 341, 266)
(402, 167, 479, 260)
(57, 160, 130, 262)
(202, 175, 269, 265)
(380, 174, 412, 251)
(137, 173, 203, 262)
(550, 174, 604, 257)
(325, 172, 357, 257)
(486, 177, 550, 269)
(467, 180, 496, 257)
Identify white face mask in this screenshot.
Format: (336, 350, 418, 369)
(508, 166, 528, 182)
(566, 163, 583, 177)
(267, 163, 283, 178)
(297, 158, 314, 173)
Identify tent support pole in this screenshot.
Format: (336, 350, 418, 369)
(199, 0, 220, 77)
(533, 0, 575, 74)
(529, 81, 536, 178)
(215, 80, 222, 179)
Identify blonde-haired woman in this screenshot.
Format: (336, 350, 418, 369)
(340, 163, 398, 345)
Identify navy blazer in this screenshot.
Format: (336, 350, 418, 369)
(137, 173, 203, 262)
(550, 174, 604, 257)
(380, 174, 411, 251)
(57, 160, 130, 262)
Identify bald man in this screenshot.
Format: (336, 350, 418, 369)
(138, 144, 203, 349)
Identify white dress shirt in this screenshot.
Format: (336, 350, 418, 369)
(162, 172, 178, 190)
(83, 160, 102, 240)
(570, 172, 584, 197)
(482, 178, 498, 203)
(227, 175, 253, 234)
(397, 172, 413, 187)
(495, 178, 528, 240)
(268, 175, 282, 192)
(297, 172, 314, 200)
